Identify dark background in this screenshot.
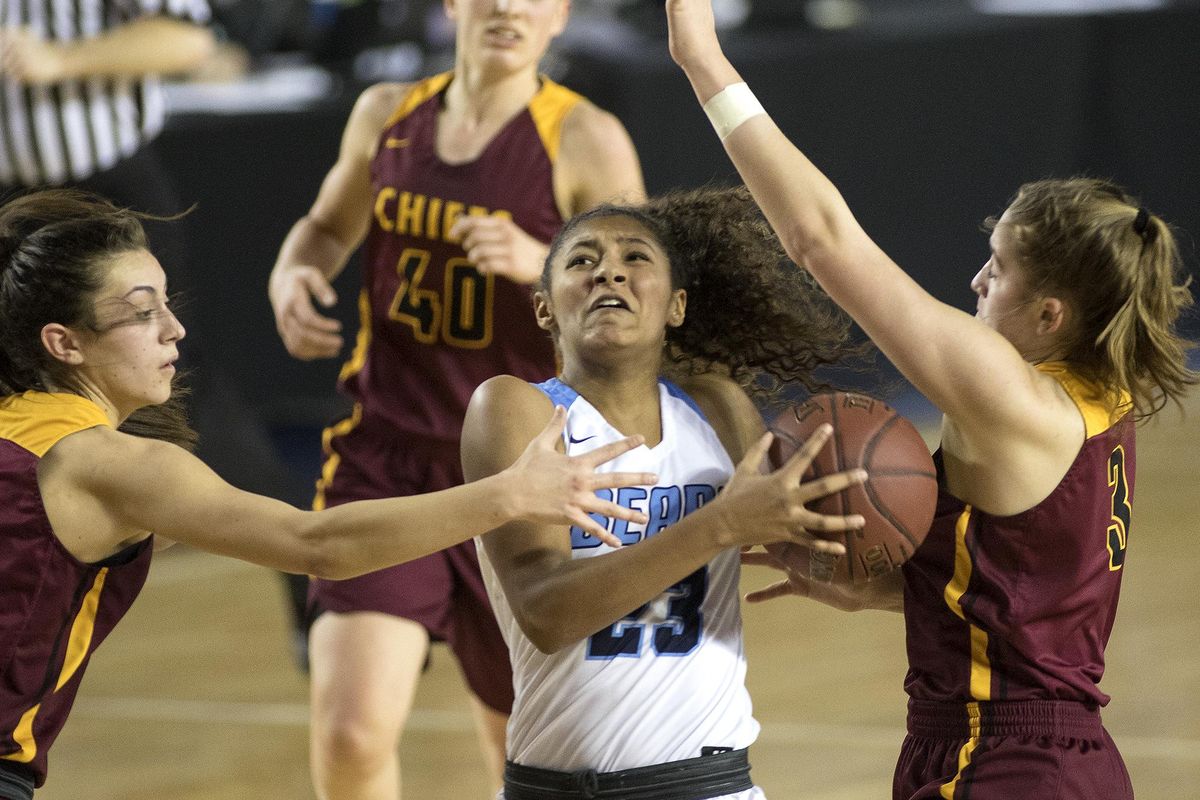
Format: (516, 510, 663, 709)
(157, 2, 1200, 495)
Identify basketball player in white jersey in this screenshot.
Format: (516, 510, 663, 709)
(461, 188, 867, 799)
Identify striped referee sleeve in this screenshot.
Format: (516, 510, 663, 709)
(0, 0, 211, 187)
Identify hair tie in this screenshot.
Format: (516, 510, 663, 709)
(1133, 207, 1151, 241)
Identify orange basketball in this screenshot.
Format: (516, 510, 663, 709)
(766, 392, 937, 584)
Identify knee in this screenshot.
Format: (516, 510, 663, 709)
(314, 712, 396, 769)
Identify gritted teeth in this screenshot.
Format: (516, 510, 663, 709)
(590, 295, 630, 312)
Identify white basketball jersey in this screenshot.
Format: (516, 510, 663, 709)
(478, 378, 760, 772)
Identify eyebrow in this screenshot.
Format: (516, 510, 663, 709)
(568, 235, 656, 251)
(121, 285, 161, 299)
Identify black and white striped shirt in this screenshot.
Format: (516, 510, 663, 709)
(1, 0, 210, 187)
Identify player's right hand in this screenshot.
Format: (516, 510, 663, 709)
(269, 265, 343, 360)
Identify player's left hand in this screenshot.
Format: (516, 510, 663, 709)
(450, 214, 548, 285)
(665, 0, 722, 72)
(740, 547, 904, 612)
(0, 28, 69, 85)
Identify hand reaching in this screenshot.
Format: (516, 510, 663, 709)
(709, 424, 866, 553)
(741, 547, 904, 612)
(0, 28, 68, 85)
(506, 407, 657, 548)
(450, 214, 548, 285)
(268, 265, 343, 360)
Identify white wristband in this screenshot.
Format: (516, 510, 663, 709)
(702, 82, 766, 141)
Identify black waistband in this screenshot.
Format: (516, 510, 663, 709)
(504, 748, 752, 800)
(0, 763, 35, 800)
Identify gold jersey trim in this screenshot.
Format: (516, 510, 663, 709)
(528, 77, 584, 164)
(383, 72, 454, 131)
(0, 392, 111, 458)
(1, 568, 110, 764)
(1036, 362, 1132, 439)
(382, 73, 582, 164)
(942, 507, 993, 702)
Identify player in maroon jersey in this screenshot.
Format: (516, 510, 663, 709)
(665, 2, 1197, 798)
(267, 1, 645, 797)
(0, 189, 656, 800)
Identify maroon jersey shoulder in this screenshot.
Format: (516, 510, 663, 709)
(342, 74, 585, 442)
(902, 367, 1135, 707)
(0, 393, 152, 787)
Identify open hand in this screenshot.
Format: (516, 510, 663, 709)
(268, 265, 343, 360)
(710, 424, 866, 553)
(450, 214, 547, 285)
(507, 406, 658, 548)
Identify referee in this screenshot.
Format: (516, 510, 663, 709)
(0, 0, 213, 203)
(1, 3, 313, 542)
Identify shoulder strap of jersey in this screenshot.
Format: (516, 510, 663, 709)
(0, 392, 112, 457)
(382, 72, 454, 131)
(1036, 361, 1132, 438)
(528, 76, 585, 164)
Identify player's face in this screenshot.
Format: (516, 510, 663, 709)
(446, 0, 569, 74)
(970, 212, 1043, 357)
(71, 249, 185, 417)
(536, 214, 686, 357)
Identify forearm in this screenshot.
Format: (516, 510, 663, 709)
(55, 18, 215, 79)
(504, 512, 728, 653)
(302, 472, 521, 579)
(271, 217, 356, 287)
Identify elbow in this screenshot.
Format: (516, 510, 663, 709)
(289, 517, 356, 581)
(511, 601, 577, 655)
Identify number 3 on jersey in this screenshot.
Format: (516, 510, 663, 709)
(587, 568, 707, 659)
(388, 248, 494, 348)
(1106, 445, 1131, 571)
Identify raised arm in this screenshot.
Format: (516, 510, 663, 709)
(268, 83, 405, 359)
(662, 1, 1057, 448)
(41, 414, 655, 578)
(463, 375, 866, 654)
(1, 16, 215, 84)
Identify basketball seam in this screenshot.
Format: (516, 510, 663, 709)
(863, 413, 926, 550)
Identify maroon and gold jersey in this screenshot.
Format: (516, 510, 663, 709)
(902, 364, 1134, 708)
(0, 392, 152, 787)
(340, 73, 579, 443)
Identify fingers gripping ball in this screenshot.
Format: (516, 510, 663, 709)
(767, 392, 937, 584)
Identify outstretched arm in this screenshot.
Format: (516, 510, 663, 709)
(44, 413, 655, 577)
(663, 0, 1055, 447)
(464, 375, 866, 654)
(1, 17, 215, 84)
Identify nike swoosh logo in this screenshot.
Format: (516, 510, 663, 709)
(568, 435, 596, 445)
(385, 137, 410, 149)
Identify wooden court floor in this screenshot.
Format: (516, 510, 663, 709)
(38, 393, 1199, 800)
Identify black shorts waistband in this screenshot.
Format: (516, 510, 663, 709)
(504, 748, 752, 800)
(907, 699, 1104, 739)
(0, 762, 35, 800)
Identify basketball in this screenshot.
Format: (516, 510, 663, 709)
(766, 392, 937, 584)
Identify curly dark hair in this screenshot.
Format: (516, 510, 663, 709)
(542, 186, 865, 402)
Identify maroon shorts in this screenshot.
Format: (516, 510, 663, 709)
(307, 418, 514, 713)
(895, 699, 1133, 800)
